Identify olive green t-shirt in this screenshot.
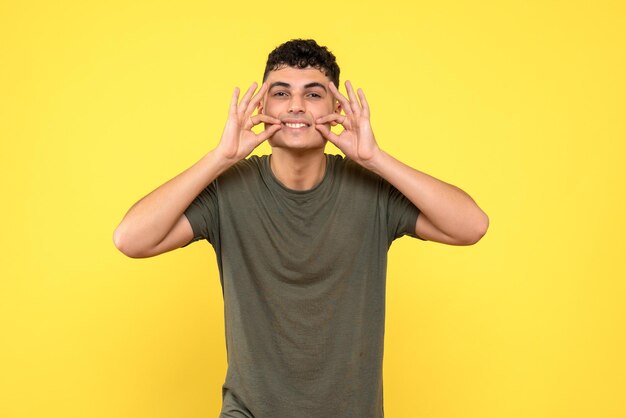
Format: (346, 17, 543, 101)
(183, 154, 422, 418)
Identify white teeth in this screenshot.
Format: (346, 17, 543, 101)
(285, 123, 307, 128)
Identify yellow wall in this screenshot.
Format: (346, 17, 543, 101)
(2, 0, 624, 417)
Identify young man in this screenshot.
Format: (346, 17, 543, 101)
(113, 39, 488, 417)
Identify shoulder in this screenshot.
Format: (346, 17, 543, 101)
(233, 154, 267, 173)
(328, 154, 383, 186)
(218, 155, 267, 182)
(325, 155, 392, 203)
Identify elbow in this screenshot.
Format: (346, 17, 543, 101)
(464, 212, 489, 245)
(113, 227, 144, 259)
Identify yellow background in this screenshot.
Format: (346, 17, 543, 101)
(1, 0, 625, 417)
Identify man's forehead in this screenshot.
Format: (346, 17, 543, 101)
(265, 66, 331, 86)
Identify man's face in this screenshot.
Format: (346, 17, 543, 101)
(258, 66, 340, 151)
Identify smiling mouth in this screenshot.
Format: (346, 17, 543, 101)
(283, 122, 310, 129)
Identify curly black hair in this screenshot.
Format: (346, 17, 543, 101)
(262, 39, 340, 87)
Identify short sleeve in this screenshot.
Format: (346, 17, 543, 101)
(385, 181, 424, 245)
(182, 181, 219, 247)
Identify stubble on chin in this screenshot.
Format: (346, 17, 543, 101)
(266, 128, 328, 151)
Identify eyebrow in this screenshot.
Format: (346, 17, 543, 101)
(269, 81, 327, 92)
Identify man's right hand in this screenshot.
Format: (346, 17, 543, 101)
(214, 81, 281, 164)
(113, 82, 280, 258)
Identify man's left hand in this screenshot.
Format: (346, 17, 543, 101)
(315, 81, 381, 169)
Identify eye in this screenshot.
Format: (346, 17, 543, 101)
(273, 91, 288, 97)
(307, 92, 322, 98)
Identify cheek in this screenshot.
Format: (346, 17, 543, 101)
(261, 100, 277, 115)
(311, 103, 334, 119)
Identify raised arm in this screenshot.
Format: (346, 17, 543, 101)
(315, 80, 489, 245)
(113, 82, 281, 258)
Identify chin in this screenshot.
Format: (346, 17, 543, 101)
(268, 131, 327, 151)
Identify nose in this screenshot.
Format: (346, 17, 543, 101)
(288, 95, 305, 114)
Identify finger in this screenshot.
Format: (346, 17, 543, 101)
(255, 123, 281, 143)
(316, 113, 351, 130)
(345, 80, 361, 115)
(252, 114, 280, 125)
(229, 87, 240, 118)
(357, 88, 370, 118)
(237, 82, 258, 117)
(245, 81, 269, 117)
(316, 114, 345, 125)
(245, 114, 281, 130)
(316, 124, 351, 152)
(329, 82, 353, 116)
(314, 123, 340, 144)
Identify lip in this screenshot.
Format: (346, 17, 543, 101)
(282, 123, 311, 130)
(279, 117, 312, 127)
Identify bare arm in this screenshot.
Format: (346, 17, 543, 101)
(315, 80, 489, 245)
(113, 82, 281, 258)
(366, 150, 489, 245)
(113, 151, 231, 258)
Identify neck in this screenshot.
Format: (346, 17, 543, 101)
(269, 148, 327, 191)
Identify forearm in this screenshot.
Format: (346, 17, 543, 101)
(366, 149, 489, 243)
(113, 149, 231, 253)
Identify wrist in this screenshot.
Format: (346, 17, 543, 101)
(361, 147, 387, 174)
(205, 148, 239, 176)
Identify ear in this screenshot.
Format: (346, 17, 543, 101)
(334, 99, 342, 114)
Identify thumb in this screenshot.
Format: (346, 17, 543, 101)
(256, 123, 281, 143)
(315, 124, 339, 145)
